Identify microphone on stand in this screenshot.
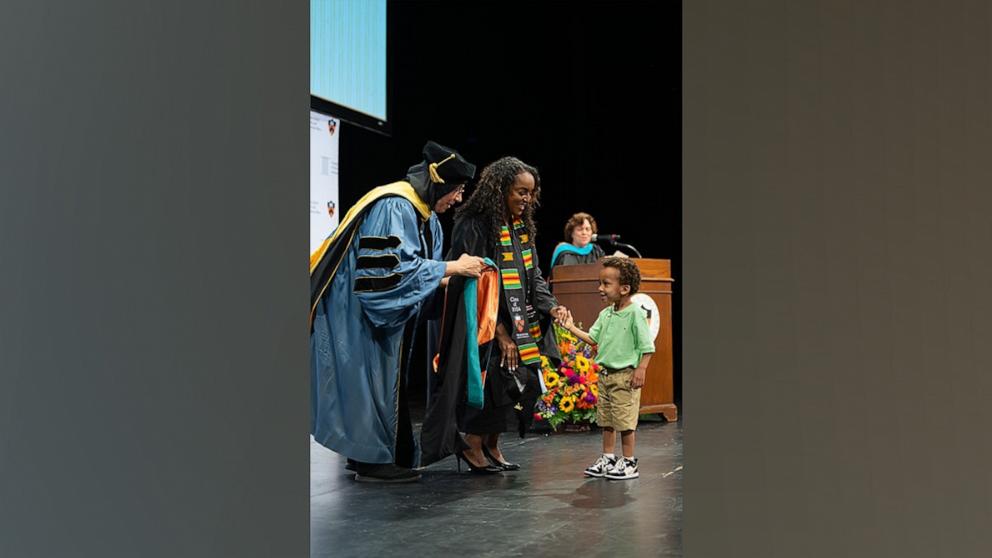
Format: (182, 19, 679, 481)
(592, 233, 643, 258)
(591, 233, 621, 243)
(617, 242, 643, 258)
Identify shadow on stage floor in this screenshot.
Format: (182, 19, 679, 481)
(310, 417, 682, 557)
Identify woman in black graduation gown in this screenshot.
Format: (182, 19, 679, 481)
(446, 156, 569, 472)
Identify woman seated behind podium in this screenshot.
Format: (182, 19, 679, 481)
(550, 212, 607, 268)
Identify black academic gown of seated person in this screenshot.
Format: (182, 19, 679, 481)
(550, 242, 606, 268)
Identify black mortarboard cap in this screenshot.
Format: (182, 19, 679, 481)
(423, 141, 476, 185)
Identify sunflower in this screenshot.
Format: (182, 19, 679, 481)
(554, 324, 577, 343)
(575, 355, 591, 374)
(559, 396, 576, 413)
(590, 384, 599, 397)
(544, 371, 560, 389)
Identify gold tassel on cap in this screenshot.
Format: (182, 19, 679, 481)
(428, 153, 457, 183)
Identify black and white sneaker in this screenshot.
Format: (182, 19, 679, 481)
(584, 454, 618, 477)
(605, 457, 639, 480)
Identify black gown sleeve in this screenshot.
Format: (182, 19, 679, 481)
(531, 248, 559, 316)
(446, 216, 490, 260)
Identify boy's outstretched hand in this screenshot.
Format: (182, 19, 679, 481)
(550, 305, 569, 325)
(561, 310, 575, 331)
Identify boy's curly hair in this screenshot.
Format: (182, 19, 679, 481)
(602, 256, 641, 294)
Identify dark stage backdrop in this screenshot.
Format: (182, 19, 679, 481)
(335, 0, 681, 410)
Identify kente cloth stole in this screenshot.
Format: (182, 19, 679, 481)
(498, 219, 542, 366)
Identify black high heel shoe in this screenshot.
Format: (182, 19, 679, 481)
(455, 451, 502, 474)
(481, 446, 521, 471)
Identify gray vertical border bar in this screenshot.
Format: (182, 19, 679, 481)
(685, 0, 992, 555)
(0, 1, 308, 556)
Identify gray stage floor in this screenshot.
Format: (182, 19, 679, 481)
(310, 419, 683, 557)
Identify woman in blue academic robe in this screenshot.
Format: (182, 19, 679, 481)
(309, 141, 484, 483)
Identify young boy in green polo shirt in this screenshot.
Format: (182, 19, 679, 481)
(562, 256, 654, 480)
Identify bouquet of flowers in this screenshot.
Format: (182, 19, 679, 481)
(534, 322, 601, 430)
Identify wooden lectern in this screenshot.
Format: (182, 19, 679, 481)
(549, 259, 677, 421)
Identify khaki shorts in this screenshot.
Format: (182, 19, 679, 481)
(596, 367, 641, 431)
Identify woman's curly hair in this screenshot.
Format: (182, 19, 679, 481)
(456, 156, 541, 244)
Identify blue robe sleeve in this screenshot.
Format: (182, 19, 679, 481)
(419, 214, 447, 320)
(353, 198, 446, 329)
(429, 213, 443, 262)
